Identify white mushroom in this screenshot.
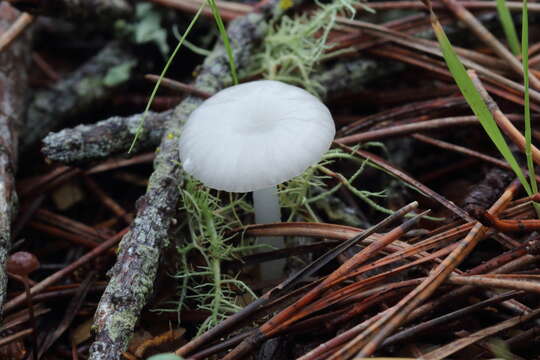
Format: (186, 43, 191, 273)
(179, 80, 335, 277)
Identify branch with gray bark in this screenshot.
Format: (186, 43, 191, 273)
(42, 110, 172, 164)
(22, 41, 136, 150)
(0, 2, 32, 313)
(42, 57, 387, 164)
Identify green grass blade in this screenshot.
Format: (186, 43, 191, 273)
(207, 0, 238, 85)
(522, 0, 539, 210)
(431, 14, 532, 195)
(495, 0, 521, 55)
(129, 3, 206, 153)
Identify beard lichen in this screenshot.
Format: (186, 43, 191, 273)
(250, 0, 367, 96)
(171, 180, 259, 335)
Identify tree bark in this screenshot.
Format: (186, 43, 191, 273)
(0, 2, 32, 313)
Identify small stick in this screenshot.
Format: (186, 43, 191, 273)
(32, 52, 60, 82)
(449, 274, 540, 293)
(381, 291, 520, 346)
(35, 209, 106, 243)
(0, 328, 33, 347)
(0, 12, 32, 52)
(28, 221, 103, 249)
(144, 74, 212, 99)
(421, 306, 540, 359)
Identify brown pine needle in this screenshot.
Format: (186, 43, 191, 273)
(421, 307, 540, 359)
(144, 74, 212, 99)
(220, 209, 424, 360)
(328, 180, 520, 359)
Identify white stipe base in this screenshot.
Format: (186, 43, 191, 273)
(253, 186, 285, 281)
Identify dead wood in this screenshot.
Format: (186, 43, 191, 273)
(0, 2, 32, 314)
(22, 41, 136, 150)
(42, 110, 172, 164)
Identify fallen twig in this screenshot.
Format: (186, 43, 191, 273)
(0, 3, 32, 314)
(41, 110, 171, 164)
(0, 11, 32, 52)
(22, 41, 137, 150)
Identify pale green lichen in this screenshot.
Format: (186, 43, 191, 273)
(251, 0, 362, 96)
(162, 180, 258, 334)
(280, 147, 398, 221)
(106, 311, 139, 342)
(104, 60, 137, 87)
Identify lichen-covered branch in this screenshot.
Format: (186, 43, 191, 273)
(42, 57, 390, 164)
(88, 7, 277, 360)
(6, 0, 132, 22)
(21, 41, 136, 150)
(42, 110, 172, 164)
(0, 3, 32, 312)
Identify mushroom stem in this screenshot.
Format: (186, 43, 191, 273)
(253, 186, 281, 225)
(253, 186, 285, 279)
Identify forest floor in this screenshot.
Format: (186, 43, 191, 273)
(1, 0, 540, 359)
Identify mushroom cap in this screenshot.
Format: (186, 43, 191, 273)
(6, 251, 40, 276)
(179, 80, 335, 192)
